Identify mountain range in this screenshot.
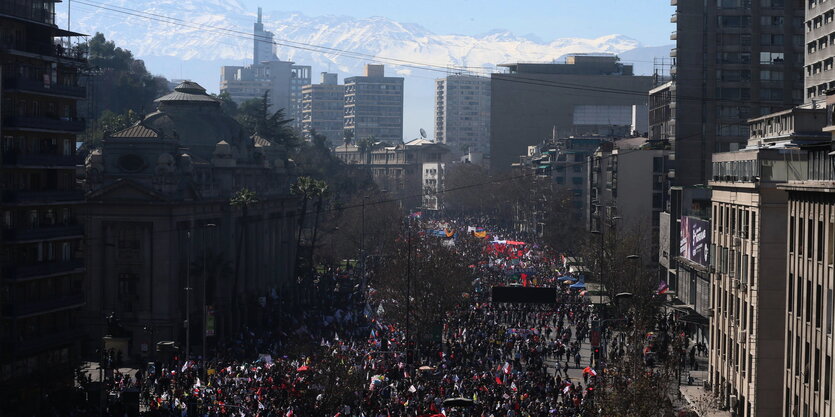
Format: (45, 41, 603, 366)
(62, 0, 673, 139)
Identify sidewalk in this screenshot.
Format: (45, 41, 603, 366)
(677, 357, 731, 417)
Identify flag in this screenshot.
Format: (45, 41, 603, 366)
(656, 281, 669, 295)
(502, 362, 511, 375)
(495, 376, 503, 385)
(521, 273, 529, 287)
(409, 384, 417, 393)
(510, 382, 518, 392)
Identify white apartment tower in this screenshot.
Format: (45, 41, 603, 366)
(435, 75, 491, 156)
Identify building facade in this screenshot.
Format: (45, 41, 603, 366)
(0, 1, 87, 409)
(587, 138, 671, 257)
(81, 82, 298, 361)
(344, 65, 404, 144)
(301, 72, 345, 146)
(253, 7, 277, 65)
(490, 55, 653, 173)
(669, 0, 805, 186)
(334, 138, 450, 209)
(434, 74, 491, 157)
(220, 62, 310, 131)
(805, 0, 835, 101)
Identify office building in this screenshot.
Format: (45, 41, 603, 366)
(253, 7, 277, 65)
(220, 9, 311, 131)
(669, 0, 804, 186)
(490, 55, 652, 173)
(302, 73, 345, 146)
(81, 82, 298, 361)
(435, 74, 491, 157)
(344, 64, 404, 144)
(0, 1, 87, 409)
(805, 0, 835, 100)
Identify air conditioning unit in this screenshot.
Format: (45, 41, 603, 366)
(732, 280, 740, 289)
(732, 237, 742, 247)
(738, 330, 747, 340)
(707, 309, 715, 317)
(740, 282, 748, 291)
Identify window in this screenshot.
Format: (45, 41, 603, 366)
(819, 221, 824, 262)
(817, 283, 823, 328)
(807, 280, 813, 323)
(760, 51, 785, 64)
(789, 273, 794, 313)
(751, 211, 757, 241)
(808, 219, 814, 259)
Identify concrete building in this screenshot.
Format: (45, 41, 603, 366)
(220, 62, 310, 131)
(669, 0, 805, 187)
(344, 65, 404, 144)
(775, 95, 835, 417)
(434, 74, 491, 157)
(0, 2, 87, 409)
(649, 81, 673, 143)
(334, 138, 450, 209)
(220, 10, 311, 131)
(422, 162, 444, 211)
(81, 81, 298, 361)
(490, 55, 653, 173)
(587, 138, 671, 257)
(301, 73, 345, 146)
(805, 0, 835, 100)
(707, 106, 827, 417)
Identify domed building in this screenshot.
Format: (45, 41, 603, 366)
(81, 81, 299, 359)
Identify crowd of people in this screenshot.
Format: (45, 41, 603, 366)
(97, 219, 639, 416)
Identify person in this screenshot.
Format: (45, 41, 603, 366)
(574, 352, 581, 368)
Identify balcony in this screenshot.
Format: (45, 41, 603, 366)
(1, 224, 84, 243)
(1, 293, 84, 318)
(671, 13, 678, 23)
(670, 48, 677, 58)
(0, 2, 55, 25)
(0, 190, 84, 205)
(670, 31, 677, 41)
(1, 115, 85, 132)
(0, 38, 88, 62)
(2, 152, 79, 168)
(3, 259, 84, 281)
(671, 0, 677, 4)
(2, 77, 86, 98)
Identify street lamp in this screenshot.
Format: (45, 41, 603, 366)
(184, 230, 192, 362)
(202, 223, 216, 378)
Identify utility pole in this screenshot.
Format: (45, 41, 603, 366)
(405, 217, 412, 370)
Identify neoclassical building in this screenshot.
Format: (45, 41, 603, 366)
(81, 81, 298, 359)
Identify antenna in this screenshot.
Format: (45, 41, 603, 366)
(420, 128, 427, 139)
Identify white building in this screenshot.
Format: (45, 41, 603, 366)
(435, 75, 491, 157)
(422, 162, 445, 210)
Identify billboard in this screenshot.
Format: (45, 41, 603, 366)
(491, 287, 557, 303)
(680, 216, 710, 267)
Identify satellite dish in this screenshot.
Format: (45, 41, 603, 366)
(419, 128, 427, 139)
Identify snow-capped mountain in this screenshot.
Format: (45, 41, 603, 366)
(59, 1, 672, 138)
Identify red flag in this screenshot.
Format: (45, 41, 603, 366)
(495, 376, 503, 385)
(521, 273, 529, 287)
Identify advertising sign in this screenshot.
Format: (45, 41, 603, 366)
(680, 216, 710, 267)
(205, 306, 215, 337)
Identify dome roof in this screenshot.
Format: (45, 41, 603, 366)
(154, 81, 220, 104)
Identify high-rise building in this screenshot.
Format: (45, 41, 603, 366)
(804, 0, 835, 101)
(253, 7, 276, 65)
(0, 1, 87, 410)
(344, 64, 404, 144)
(220, 9, 311, 131)
(490, 55, 653, 173)
(669, 0, 804, 186)
(434, 75, 491, 157)
(302, 73, 345, 146)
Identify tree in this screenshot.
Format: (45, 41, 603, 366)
(356, 137, 376, 164)
(230, 188, 258, 322)
(237, 91, 300, 152)
(291, 176, 329, 277)
(212, 91, 238, 117)
(373, 229, 473, 350)
(343, 129, 354, 150)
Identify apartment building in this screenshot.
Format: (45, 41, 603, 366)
(435, 74, 491, 157)
(301, 73, 345, 146)
(669, 0, 805, 186)
(805, 0, 835, 100)
(344, 64, 404, 144)
(0, 1, 87, 410)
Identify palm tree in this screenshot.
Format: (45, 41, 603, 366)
(230, 188, 258, 325)
(291, 177, 329, 279)
(343, 129, 354, 154)
(357, 136, 376, 165)
(308, 180, 329, 262)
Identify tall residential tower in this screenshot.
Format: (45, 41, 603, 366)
(434, 75, 491, 157)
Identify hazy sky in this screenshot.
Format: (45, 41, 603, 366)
(241, 0, 674, 46)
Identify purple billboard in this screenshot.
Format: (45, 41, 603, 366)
(680, 216, 710, 267)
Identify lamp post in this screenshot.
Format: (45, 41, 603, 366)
(360, 195, 368, 292)
(202, 223, 216, 378)
(185, 230, 192, 363)
(405, 216, 413, 371)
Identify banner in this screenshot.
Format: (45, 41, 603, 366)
(205, 305, 215, 337)
(680, 216, 710, 267)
